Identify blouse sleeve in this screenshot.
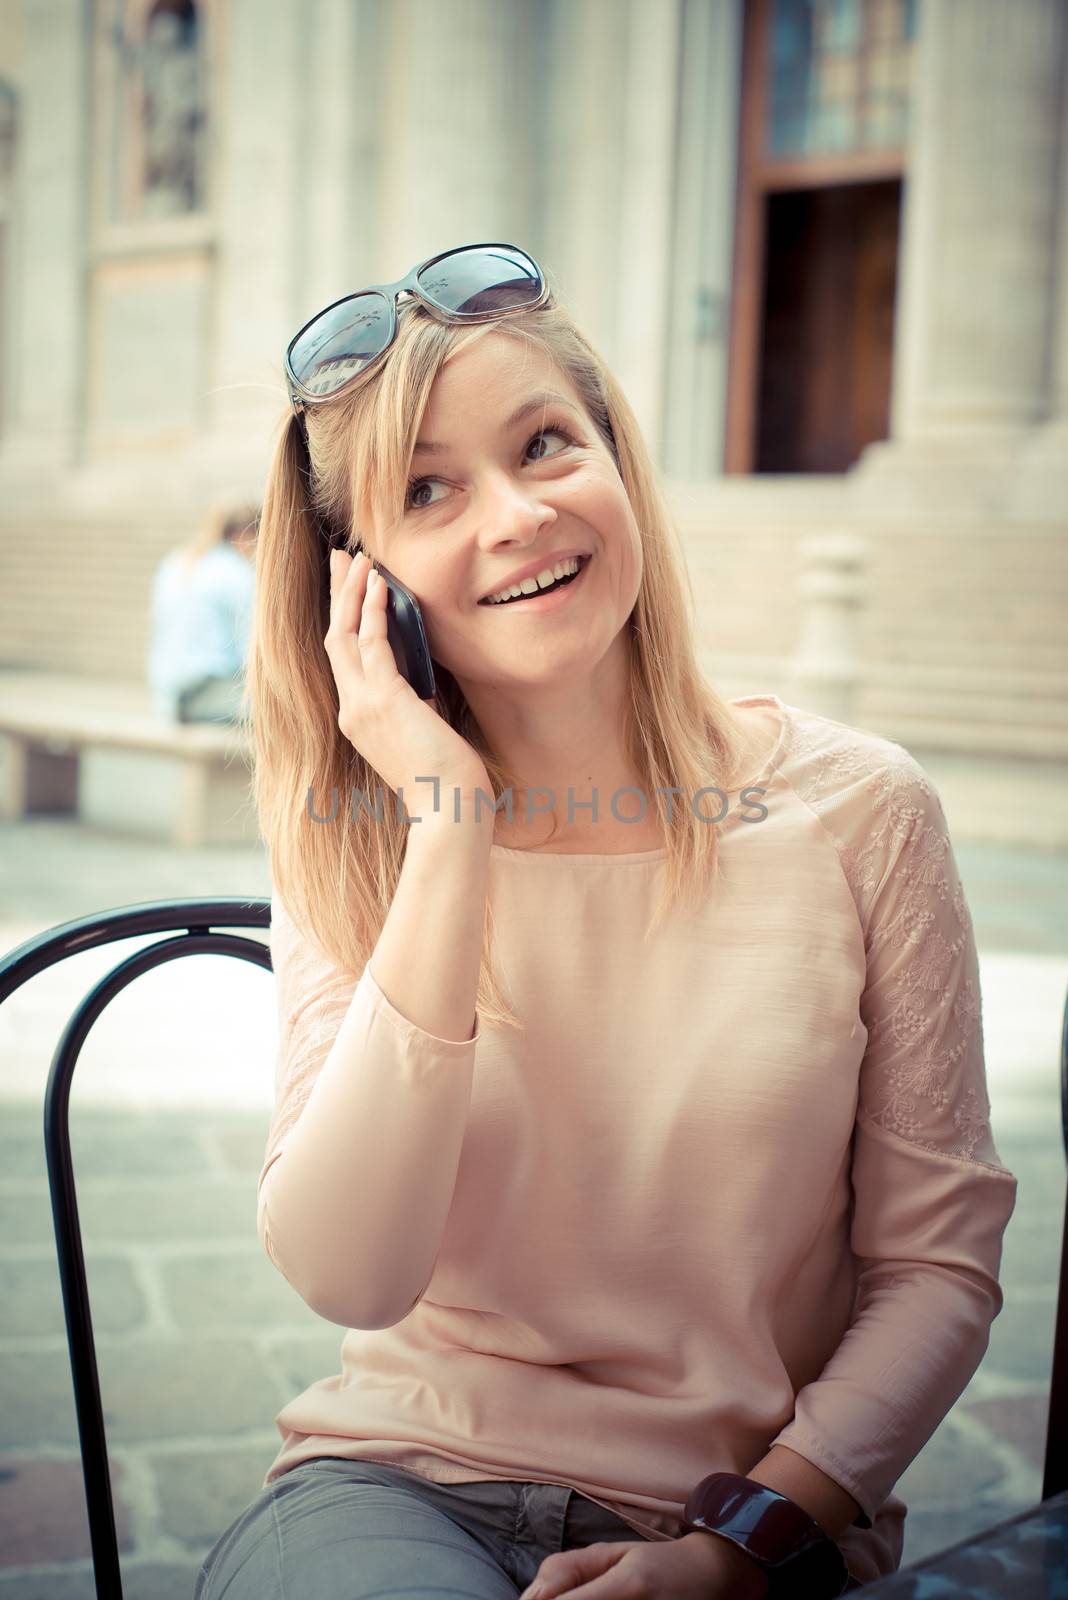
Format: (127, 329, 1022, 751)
(258, 890, 480, 1329)
(768, 753, 1019, 1528)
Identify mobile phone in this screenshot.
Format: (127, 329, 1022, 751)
(368, 558, 437, 700)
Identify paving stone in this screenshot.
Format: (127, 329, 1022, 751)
(997, 1136, 1068, 1225)
(0, 1570, 95, 1599)
(892, 1411, 1006, 1510)
(76, 1177, 259, 1243)
(2, 1338, 283, 1447)
(69, 1124, 214, 1181)
(122, 1563, 202, 1600)
(150, 1439, 277, 1546)
(0, 1122, 211, 1184)
(264, 1329, 346, 1396)
(897, 1494, 1042, 1570)
(1006, 1186, 1067, 1247)
(158, 1250, 327, 1332)
(210, 1120, 272, 1176)
(0, 1254, 147, 1338)
(0, 1184, 55, 1248)
(959, 1389, 1050, 1474)
(0, 1346, 80, 1450)
(954, 842, 1068, 957)
(0, 1132, 53, 1183)
(983, 1288, 1060, 1383)
(998, 1214, 1063, 1295)
(0, 1107, 55, 1139)
(98, 1337, 285, 1441)
(0, 1562, 198, 1600)
(0, 1456, 134, 1565)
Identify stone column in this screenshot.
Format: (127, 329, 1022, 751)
(540, 0, 682, 455)
(662, 0, 743, 480)
(200, 0, 389, 484)
(1047, 59, 1068, 431)
(853, 0, 1066, 514)
(613, 0, 683, 458)
(891, 0, 1065, 441)
(297, 0, 363, 317)
(0, 0, 88, 482)
(1010, 20, 1068, 518)
(541, 0, 628, 360)
(784, 532, 867, 725)
(204, 0, 303, 462)
(378, 0, 531, 273)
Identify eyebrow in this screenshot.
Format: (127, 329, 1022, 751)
(412, 391, 582, 456)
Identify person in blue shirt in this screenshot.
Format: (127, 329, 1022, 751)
(146, 501, 259, 723)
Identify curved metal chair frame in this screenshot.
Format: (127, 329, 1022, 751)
(0, 898, 1065, 1599)
(0, 897, 271, 1600)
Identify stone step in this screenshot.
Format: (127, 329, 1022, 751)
(866, 624, 1059, 649)
(866, 607, 1068, 634)
(710, 655, 1068, 759)
(865, 645, 1068, 672)
(854, 709, 1068, 760)
(865, 698, 1068, 738)
(859, 665, 1068, 704)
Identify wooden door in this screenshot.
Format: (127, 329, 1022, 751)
(725, 0, 915, 473)
(756, 178, 901, 473)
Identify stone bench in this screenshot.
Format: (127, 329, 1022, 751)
(0, 671, 257, 848)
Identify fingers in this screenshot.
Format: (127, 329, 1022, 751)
(326, 547, 392, 694)
(328, 547, 367, 636)
(518, 1541, 639, 1600)
(354, 557, 394, 685)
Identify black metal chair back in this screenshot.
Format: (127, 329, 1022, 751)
(0, 897, 271, 1600)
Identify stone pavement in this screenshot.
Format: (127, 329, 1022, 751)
(0, 816, 1066, 1598)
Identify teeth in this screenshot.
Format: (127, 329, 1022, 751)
(486, 556, 582, 605)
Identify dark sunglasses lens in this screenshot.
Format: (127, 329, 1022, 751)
(415, 247, 542, 315)
(289, 293, 392, 396)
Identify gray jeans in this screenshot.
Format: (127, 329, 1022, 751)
(193, 1457, 652, 1599)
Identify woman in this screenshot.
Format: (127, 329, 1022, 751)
(146, 498, 258, 723)
(196, 245, 1017, 1599)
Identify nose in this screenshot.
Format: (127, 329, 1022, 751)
(475, 467, 557, 550)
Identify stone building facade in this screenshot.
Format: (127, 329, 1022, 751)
(0, 0, 1064, 839)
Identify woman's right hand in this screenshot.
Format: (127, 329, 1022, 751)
(325, 548, 492, 826)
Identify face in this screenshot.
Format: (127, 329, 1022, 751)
(371, 332, 643, 696)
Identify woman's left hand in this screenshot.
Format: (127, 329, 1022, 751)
(516, 1531, 770, 1600)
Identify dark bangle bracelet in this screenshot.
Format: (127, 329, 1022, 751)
(678, 1472, 850, 1598)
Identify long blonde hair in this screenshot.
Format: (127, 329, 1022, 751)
(247, 295, 751, 1032)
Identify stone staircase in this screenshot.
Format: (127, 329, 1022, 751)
(671, 489, 1068, 764)
(0, 507, 194, 681)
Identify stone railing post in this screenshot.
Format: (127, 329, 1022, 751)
(784, 532, 867, 724)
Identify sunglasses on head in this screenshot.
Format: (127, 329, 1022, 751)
(284, 242, 551, 419)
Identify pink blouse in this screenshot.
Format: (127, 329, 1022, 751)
(256, 694, 1018, 1589)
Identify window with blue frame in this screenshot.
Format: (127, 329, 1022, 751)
(766, 0, 917, 158)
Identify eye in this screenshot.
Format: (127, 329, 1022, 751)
(404, 425, 577, 512)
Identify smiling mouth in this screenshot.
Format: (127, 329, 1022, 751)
(478, 554, 592, 606)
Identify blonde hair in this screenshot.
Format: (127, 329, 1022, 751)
(247, 294, 751, 1032)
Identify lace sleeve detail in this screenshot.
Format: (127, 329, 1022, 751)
(854, 750, 1009, 1173)
(769, 713, 1017, 1524)
(261, 891, 360, 1188)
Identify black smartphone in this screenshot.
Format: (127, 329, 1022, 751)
(368, 558, 437, 700)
